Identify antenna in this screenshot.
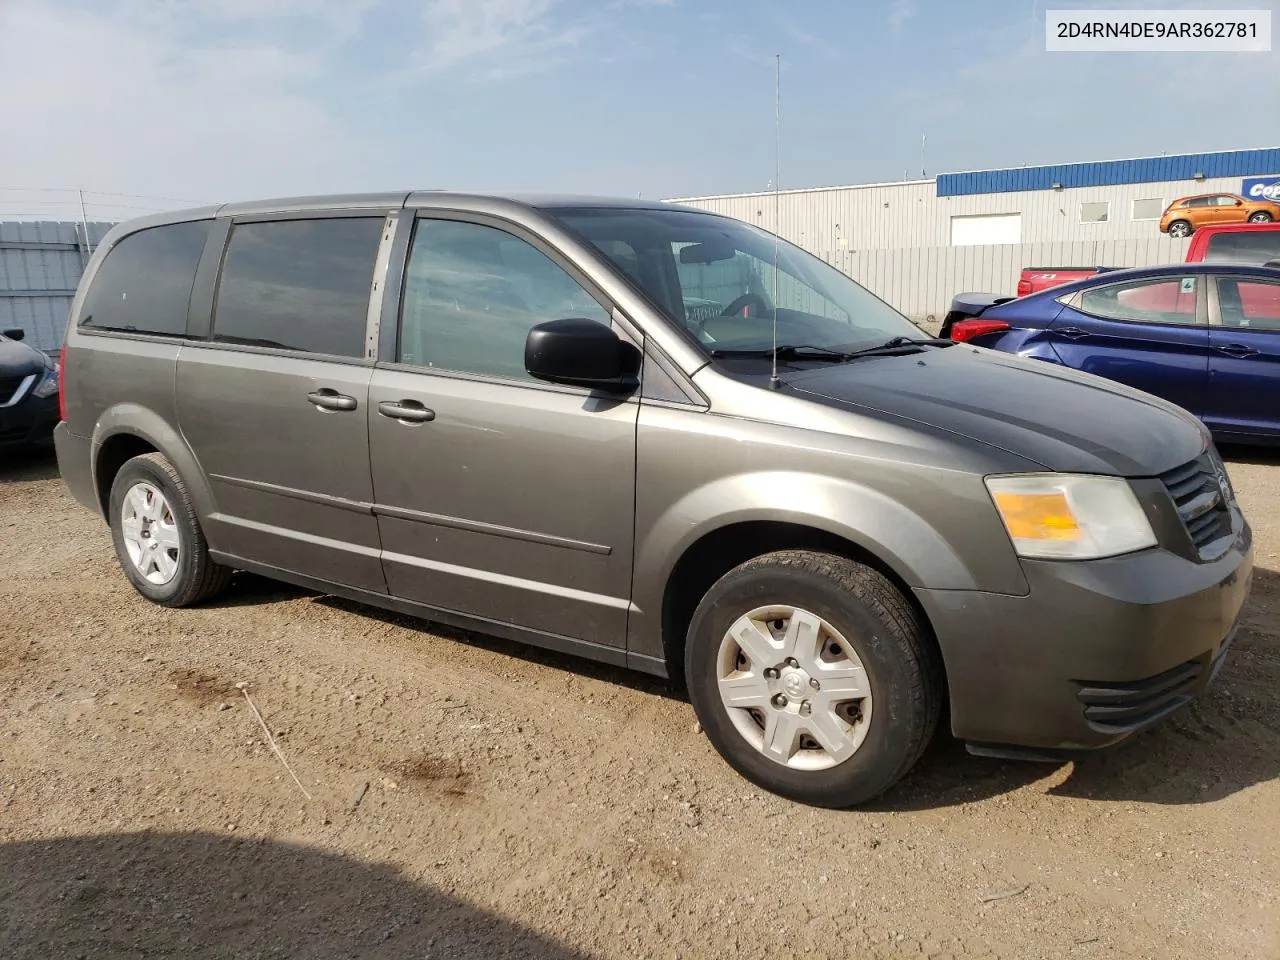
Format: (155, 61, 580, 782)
(921, 133, 927, 178)
(770, 53, 782, 390)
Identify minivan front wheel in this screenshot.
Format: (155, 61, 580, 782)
(685, 550, 941, 807)
(108, 453, 232, 607)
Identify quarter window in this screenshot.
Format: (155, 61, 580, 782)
(212, 217, 384, 357)
(1078, 277, 1200, 325)
(398, 219, 611, 381)
(1216, 278, 1280, 330)
(80, 220, 212, 336)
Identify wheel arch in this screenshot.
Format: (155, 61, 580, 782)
(90, 405, 216, 525)
(657, 518, 946, 691)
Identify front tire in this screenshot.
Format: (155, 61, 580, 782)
(1167, 220, 1192, 238)
(1249, 211, 1273, 224)
(685, 550, 942, 808)
(108, 452, 232, 607)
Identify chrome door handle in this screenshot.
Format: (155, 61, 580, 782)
(307, 389, 357, 411)
(1214, 343, 1260, 358)
(1055, 326, 1089, 340)
(378, 400, 435, 423)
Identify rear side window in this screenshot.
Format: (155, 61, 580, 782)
(1204, 231, 1280, 264)
(1078, 277, 1200, 325)
(80, 220, 211, 336)
(213, 218, 384, 357)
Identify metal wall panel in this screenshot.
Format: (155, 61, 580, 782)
(673, 174, 1257, 250)
(0, 220, 114, 353)
(937, 147, 1280, 196)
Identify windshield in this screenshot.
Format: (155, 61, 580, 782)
(552, 207, 922, 355)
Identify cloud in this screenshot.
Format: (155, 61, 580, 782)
(410, 0, 593, 78)
(888, 0, 917, 33)
(0, 0, 374, 213)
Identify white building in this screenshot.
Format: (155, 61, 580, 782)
(669, 147, 1280, 324)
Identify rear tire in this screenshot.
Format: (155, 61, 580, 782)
(1249, 211, 1273, 224)
(685, 550, 942, 808)
(1167, 220, 1192, 238)
(108, 453, 232, 607)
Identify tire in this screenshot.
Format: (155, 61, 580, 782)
(1167, 220, 1192, 238)
(684, 550, 942, 808)
(107, 452, 232, 607)
(1249, 211, 1273, 224)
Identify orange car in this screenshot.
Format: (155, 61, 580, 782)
(1160, 192, 1280, 237)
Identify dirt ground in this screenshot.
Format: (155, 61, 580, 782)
(1, 448, 1277, 960)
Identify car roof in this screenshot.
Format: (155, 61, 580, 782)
(99, 191, 718, 237)
(1191, 221, 1280, 235)
(1020, 261, 1280, 299)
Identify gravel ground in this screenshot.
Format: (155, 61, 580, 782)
(1, 447, 1277, 960)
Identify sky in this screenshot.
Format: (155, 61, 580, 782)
(0, 0, 1277, 219)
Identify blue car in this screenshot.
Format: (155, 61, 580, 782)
(944, 262, 1280, 444)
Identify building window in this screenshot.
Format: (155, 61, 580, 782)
(1080, 201, 1110, 223)
(1132, 198, 1165, 221)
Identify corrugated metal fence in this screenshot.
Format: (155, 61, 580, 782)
(816, 235, 1191, 327)
(1, 220, 114, 353)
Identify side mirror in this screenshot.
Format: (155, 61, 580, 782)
(2, 328, 25, 341)
(1236, 199, 1244, 206)
(525, 318, 640, 393)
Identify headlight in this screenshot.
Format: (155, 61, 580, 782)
(31, 362, 59, 398)
(985, 473, 1156, 560)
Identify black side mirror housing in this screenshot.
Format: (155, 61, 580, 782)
(525, 318, 640, 394)
(2, 328, 25, 341)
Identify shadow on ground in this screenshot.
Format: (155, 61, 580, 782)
(0, 446, 58, 483)
(204, 571, 684, 703)
(0, 831, 589, 960)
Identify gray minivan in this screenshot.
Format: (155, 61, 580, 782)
(55, 192, 1252, 807)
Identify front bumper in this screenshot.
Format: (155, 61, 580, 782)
(0, 393, 58, 448)
(915, 517, 1253, 752)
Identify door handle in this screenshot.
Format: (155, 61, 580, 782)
(378, 399, 436, 423)
(307, 389, 358, 412)
(1055, 326, 1090, 340)
(1214, 343, 1260, 358)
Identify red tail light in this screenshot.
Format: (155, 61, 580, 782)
(58, 343, 67, 422)
(1016, 279, 1032, 296)
(949, 319, 1010, 343)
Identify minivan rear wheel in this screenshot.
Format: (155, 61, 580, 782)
(1167, 220, 1192, 238)
(108, 453, 232, 607)
(685, 550, 941, 808)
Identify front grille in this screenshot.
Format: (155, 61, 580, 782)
(0, 375, 26, 405)
(1159, 453, 1232, 555)
(1077, 657, 1204, 731)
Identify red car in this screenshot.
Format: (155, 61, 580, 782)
(1015, 266, 1116, 297)
(1185, 222, 1280, 265)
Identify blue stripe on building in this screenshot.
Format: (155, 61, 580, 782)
(937, 148, 1280, 197)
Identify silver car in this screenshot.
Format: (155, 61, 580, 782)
(54, 193, 1252, 807)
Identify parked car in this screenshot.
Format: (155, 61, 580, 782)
(1016, 266, 1118, 297)
(0, 327, 60, 451)
(1160, 193, 1280, 238)
(1185, 222, 1280, 265)
(947, 262, 1280, 444)
(55, 193, 1251, 808)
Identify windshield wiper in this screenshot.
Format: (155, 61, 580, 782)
(710, 344, 856, 362)
(840, 336, 955, 359)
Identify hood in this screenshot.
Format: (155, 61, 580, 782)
(787, 345, 1205, 476)
(0, 336, 47, 379)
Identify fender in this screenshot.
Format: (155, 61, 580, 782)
(627, 469, 1029, 665)
(90, 403, 220, 538)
